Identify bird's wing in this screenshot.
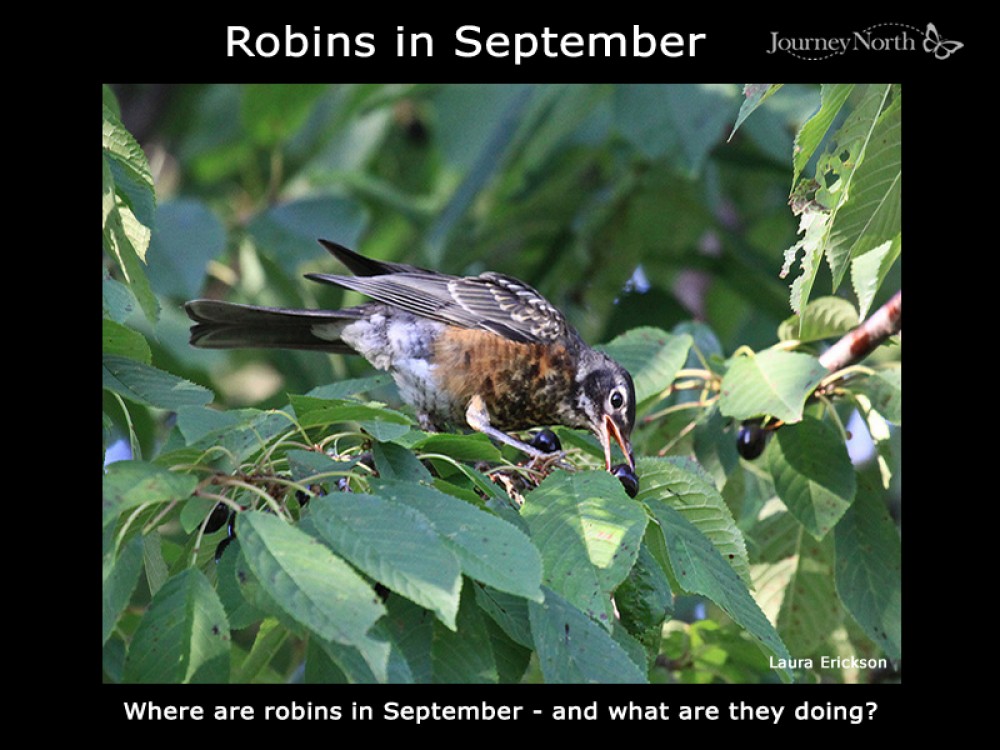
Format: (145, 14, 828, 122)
(317, 239, 442, 277)
(304, 271, 574, 345)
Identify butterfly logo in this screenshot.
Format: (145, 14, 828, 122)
(923, 23, 963, 59)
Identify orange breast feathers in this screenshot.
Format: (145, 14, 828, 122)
(432, 327, 577, 429)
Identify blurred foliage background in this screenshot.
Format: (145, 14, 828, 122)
(105, 82, 893, 455)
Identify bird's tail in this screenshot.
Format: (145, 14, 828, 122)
(184, 299, 362, 353)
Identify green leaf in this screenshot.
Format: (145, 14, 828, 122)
(248, 195, 368, 272)
(173, 406, 290, 467)
(305, 373, 394, 400)
(123, 568, 230, 683)
(102, 104, 158, 323)
(431, 587, 499, 683)
(767, 416, 857, 539)
(635, 457, 752, 586)
(528, 587, 647, 683)
(380, 595, 435, 683)
(792, 84, 854, 184)
(828, 93, 901, 288)
(303, 638, 350, 683)
(859, 366, 901, 425)
(214, 539, 265, 630)
(614, 543, 674, 637)
(285, 449, 355, 485)
(233, 618, 288, 684)
(613, 84, 738, 175)
(103, 355, 213, 410)
(473, 585, 533, 649)
(780, 205, 834, 318)
(236, 511, 386, 648)
(103, 533, 144, 644)
(521, 472, 648, 630)
(289, 395, 412, 430)
(372, 441, 433, 482)
(719, 349, 827, 423)
(103, 460, 198, 528)
(644, 500, 792, 680)
(103, 271, 138, 323)
(782, 84, 895, 314)
(372, 479, 544, 602)
(483, 613, 532, 683)
(777, 296, 859, 344)
(599, 328, 693, 410)
(852, 236, 900, 320)
(102, 104, 156, 233)
(142, 531, 171, 597)
(179, 495, 218, 535)
(854, 393, 895, 490)
(147, 199, 227, 299)
(309, 493, 463, 630)
(610, 620, 651, 674)
(406, 432, 503, 462)
(242, 83, 328, 146)
(103, 157, 159, 324)
(730, 84, 784, 140)
(311, 619, 415, 684)
(749, 511, 801, 619)
(103, 84, 121, 118)
(834, 469, 901, 660)
(774, 528, 841, 655)
(428, 85, 534, 263)
(176, 405, 264, 444)
(102, 319, 152, 363)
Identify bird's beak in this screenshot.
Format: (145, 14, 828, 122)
(601, 415, 634, 472)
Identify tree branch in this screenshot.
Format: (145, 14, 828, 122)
(818, 291, 901, 372)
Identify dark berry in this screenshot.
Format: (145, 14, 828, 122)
(610, 463, 639, 498)
(530, 429, 562, 454)
(214, 535, 234, 564)
(204, 502, 229, 534)
(295, 489, 310, 507)
(736, 420, 768, 460)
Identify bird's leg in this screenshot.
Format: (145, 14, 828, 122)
(465, 395, 567, 470)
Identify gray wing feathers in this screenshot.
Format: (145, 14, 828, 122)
(306, 272, 572, 344)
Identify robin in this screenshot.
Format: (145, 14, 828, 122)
(185, 240, 635, 474)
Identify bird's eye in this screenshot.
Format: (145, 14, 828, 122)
(610, 389, 625, 410)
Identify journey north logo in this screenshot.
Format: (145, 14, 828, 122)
(767, 22, 963, 60)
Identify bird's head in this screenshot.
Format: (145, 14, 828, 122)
(575, 350, 636, 472)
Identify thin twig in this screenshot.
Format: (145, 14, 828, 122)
(819, 291, 901, 372)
